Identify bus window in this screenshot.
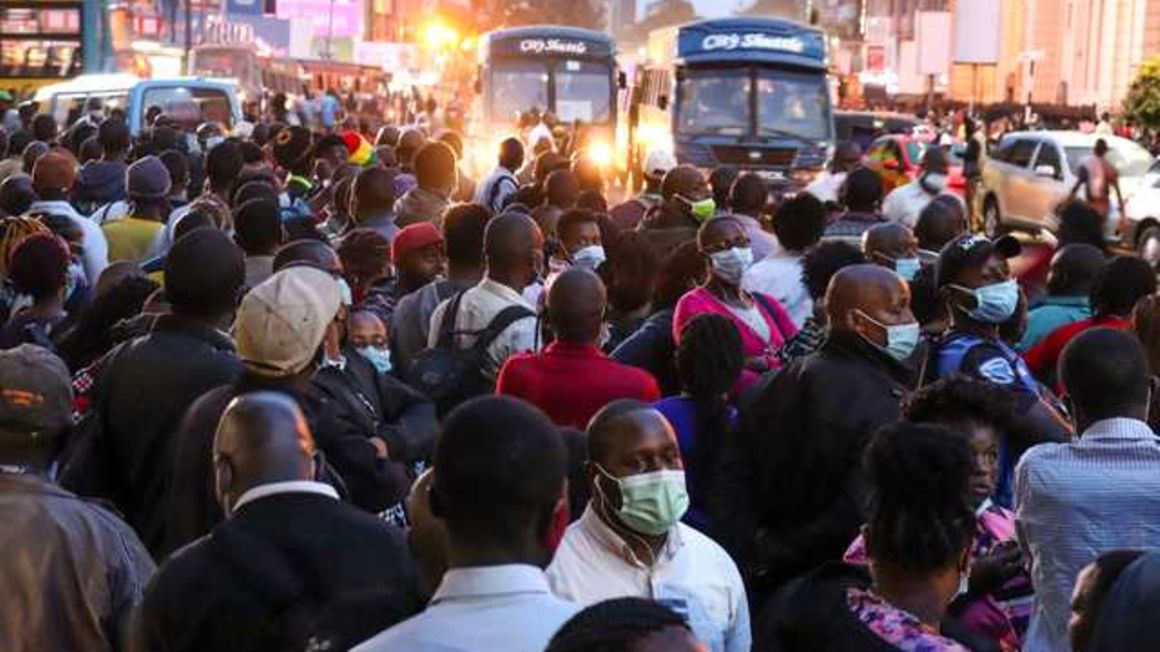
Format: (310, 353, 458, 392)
(755, 70, 830, 140)
(676, 68, 749, 136)
(555, 60, 611, 123)
(141, 86, 233, 130)
(491, 60, 549, 123)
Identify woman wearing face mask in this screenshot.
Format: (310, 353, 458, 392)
(757, 422, 984, 652)
(672, 216, 798, 394)
(929, 233, 1072, 509)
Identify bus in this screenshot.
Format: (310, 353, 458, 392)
(190, 43, 308, 107)
(474, 25, 622, 174)
(631, 17, 835, 194)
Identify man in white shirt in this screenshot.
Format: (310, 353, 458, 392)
(355, 396, 578, 652)
(743, 193, 828, 327)
(1016, 328, 1160, 652)
(881, 147, 951, 230)
(547, 400, 750, 652)
(804, 142, 862, 205)
(428, 213, 543, 380)
(474, 137, 524, 214)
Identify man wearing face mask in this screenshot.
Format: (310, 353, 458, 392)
(137, 392, 422, 652)
(547, 400, 750, 652)
(639, 165, 715, 261)
(863, 222, 921, 282)
(929, 234, 1071, 509)
(712, 264, 919, 595)
(882, 147, 952, 230)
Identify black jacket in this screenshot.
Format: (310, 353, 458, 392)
(135, 492, 422, 652)
(711, 331, 913, 591)
(610, 308, 678, 395)
(61, 314, 241, 557)
(755, 563, 1000, 652)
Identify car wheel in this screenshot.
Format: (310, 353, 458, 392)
(982, 197, 1003, 238)
(1138, 225, 1160, 268)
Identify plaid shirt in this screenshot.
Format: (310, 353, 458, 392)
(777, 316, 826, 365)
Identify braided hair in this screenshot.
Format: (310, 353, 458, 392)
(676, 313, 743, 501)
(0, 216, 51, 277)
(863, 422, 975, 573)
(546, 598, 689, 652)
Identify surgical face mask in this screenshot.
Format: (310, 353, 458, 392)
(680, 195, 717, 221)
(921, 171, 949, 194)
(894, 257, 921, 281)
(856, 309, 920, 362)
(356, 345, 392, 374)
(951, 279, 1019, 324)
(597, 465, 689, 536)
(571, 245, 606, 270)
(707, 246, 753, 285)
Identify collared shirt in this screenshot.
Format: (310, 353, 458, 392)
(232, 480, 340, 513)
(26, 199, 109, 283)
(547, 505, 750, 652)
(882, 179, 943, 229)
(353, 564, 578, 652)
(742, 250, 812, 328)
(1016, 418, 1160, 652)
(1017, 296, 1091, 352)
(427, 278, 539, 380)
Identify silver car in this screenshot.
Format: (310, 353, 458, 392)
(980, 131, 1154, 250)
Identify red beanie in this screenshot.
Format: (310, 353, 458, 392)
(391, 223, 444, 264)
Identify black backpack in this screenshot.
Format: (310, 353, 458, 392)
(403, 291, 534, 415)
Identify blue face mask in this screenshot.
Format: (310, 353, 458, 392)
(856, 310, 920, 362)
(356, 346, 392, 374)
(894, 257, 921, 282)
(952, 279, 1020, 324)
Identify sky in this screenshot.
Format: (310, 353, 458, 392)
(689, 0, 746, 17)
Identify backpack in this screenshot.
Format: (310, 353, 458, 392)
(403, 291, 534, 415)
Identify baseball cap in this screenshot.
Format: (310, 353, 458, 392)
(935, 233, 1022, 288)
(391, 222, 444, 264)
(0, 345, 73, 450)
(236, 267, 342, 377)
(644, 150, 677, 181)
(272, 125, 314, 169)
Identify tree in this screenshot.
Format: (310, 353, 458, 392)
(1124, 56, 1160, 135)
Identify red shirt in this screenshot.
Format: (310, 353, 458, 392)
(1024, 315, 1131, 381)
(496, 340, 662, 428)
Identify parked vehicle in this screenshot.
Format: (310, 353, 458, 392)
(863, 134, 966, 197)
(980, 131, 1155, 257)
(834, 110, 918, 152)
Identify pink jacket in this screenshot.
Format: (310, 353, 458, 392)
(673, 286, 798, 394)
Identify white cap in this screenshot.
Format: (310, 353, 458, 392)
(644, 150, 678, 180)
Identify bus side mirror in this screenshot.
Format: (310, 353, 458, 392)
(658, 95, 669, 111)
(617, 71, 627, 89)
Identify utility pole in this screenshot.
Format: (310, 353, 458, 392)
(184, 0, 192, 73)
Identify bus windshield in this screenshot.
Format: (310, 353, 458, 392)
(142, 85, 234, 129)
(491, 60, 550, 124)
(555, 60, 611, 123)
(192, 48, 248, 80)
(676, 68, 750, 136)
(756, 69, 830, 140)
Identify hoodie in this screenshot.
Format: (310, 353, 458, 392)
(73, 160, 127, 213)
(393, 187, 449, 229)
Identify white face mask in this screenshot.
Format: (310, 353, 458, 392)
(571, 245, 606, 270)
(707, 247, 754, 285)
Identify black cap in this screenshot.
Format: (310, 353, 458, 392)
(935, 233, 1022, 288)
(272, 125, 314, 169)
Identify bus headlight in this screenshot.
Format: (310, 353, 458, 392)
(588, 140, 613, 169)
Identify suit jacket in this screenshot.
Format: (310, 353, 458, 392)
(136, 492, 422, 652)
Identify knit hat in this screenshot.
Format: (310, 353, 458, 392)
(0, 344, 73, 450)
(126, 155, 172, 200)
(165, 228, 245, 316)
(31, 147, 77, 193)
(272, 125, 314, 170)
(236, 267, 342, 377)
(341, 130, 375, 167)
(391, 222, 444, 264)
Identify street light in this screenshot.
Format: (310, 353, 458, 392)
(422, 19, 458, 51)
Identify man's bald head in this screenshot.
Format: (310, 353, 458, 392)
(825, 263, 911, 333)
(661, 165, 708, 200)
(548, 267, 607, 343)
(863, 222, 918, 264)
(484, 212, 543, 283)
(921, 146, 950, 175)
(915, 197, 967, 252)
(213, 392, 317, 515)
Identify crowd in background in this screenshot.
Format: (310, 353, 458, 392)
(3, 98, 1160, 652)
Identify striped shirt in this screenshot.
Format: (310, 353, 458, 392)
(1015, 418, 1160, 652)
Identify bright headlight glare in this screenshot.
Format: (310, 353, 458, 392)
(588, 141, 613, 168)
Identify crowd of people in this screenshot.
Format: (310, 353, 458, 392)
(3, 103, 1160, 652)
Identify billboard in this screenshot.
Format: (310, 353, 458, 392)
(953, 0, 1000, 64)
(916, 11, 951, 76)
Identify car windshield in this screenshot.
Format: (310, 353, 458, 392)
(676, 68, 750, 136)
(755, 70, 831, 140)
(141, 86, 233, 130)
(554, 60, 612, 123)
(490, 60, 550, 123)
(1064, 140, 1155, 178)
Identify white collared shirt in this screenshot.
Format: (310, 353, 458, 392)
(742, 250, 812, 328)
(547, 505, 750, 652)
(427, 277, 539, 380)
(232, 480, 339, 513)
(353, 564, 578, 652)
